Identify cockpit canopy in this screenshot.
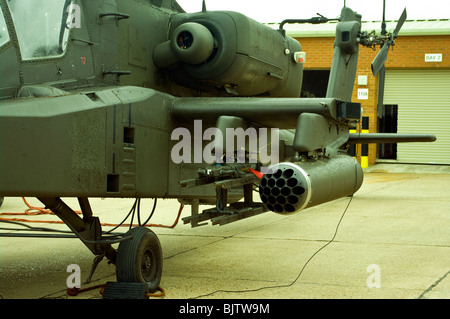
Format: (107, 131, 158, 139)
(5, 0, 72, 60)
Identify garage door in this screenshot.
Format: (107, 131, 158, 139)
(384, 70, 450, 164)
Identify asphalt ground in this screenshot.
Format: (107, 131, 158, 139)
(0, 164, 449, 301)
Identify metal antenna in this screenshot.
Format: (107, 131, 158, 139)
(202, 0, 207, 12)
(381, 0, 386, 35)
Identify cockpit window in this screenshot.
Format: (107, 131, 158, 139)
(7, 0, 72, 60)
(0, 4, 10, 47)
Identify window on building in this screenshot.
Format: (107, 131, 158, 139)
(377, 105, 398, 160)
(0, 4, 10, 47)
(301, 70, 330, 97)
(7, 0, 71, 60)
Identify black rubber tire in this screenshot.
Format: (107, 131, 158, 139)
(116, 227, 163, 293)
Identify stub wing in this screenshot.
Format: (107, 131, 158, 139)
(347, 133, 436, 144)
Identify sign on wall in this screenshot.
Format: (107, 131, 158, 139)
(425, 54, 443, 62)
(358, 88, 369, 100)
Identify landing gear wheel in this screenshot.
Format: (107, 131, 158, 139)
(116, 227, 163, 293)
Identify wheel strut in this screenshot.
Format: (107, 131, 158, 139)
(37, 197, 117, 271)
(37, 197, 163, 289)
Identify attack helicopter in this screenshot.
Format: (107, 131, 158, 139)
(0, 0, 435, 295)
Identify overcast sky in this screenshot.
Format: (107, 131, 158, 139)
(176, 0, 449, 23)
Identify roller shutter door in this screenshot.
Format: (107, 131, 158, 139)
(384, 70, 450, 164)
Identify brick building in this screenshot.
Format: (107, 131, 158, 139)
(278, 19, 450, 166)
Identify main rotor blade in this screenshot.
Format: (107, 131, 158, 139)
(393, 8, 407, 37)
(371, 43, 389, 76)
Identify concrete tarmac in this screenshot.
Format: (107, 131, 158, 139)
(0, 164, 449, 300)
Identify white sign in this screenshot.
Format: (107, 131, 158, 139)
(358, 75, 368, 86)
(358, 88, 368, 100)
(425, 54, 442, 62)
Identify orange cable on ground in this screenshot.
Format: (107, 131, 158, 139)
(149, 203, 183, 229)
(0, 197, 183, 229)
(67, 284, 106, 296)
(67, 284, 165, 298)
(0, 197, 77, 225)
